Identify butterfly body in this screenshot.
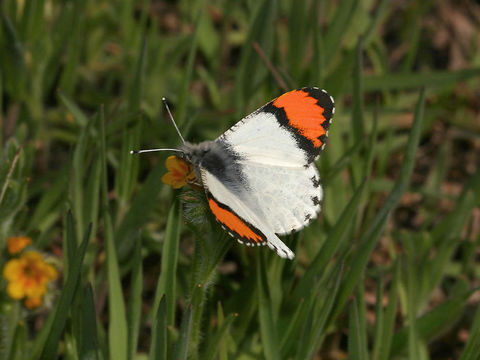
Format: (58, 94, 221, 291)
(176, 87, 335, 260)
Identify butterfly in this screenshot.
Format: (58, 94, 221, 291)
(133, 87, 335, 259)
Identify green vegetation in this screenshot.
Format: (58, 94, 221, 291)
(1, 0, 479, 359)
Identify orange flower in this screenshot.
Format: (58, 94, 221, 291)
(6, 236, 32, 254)
(3, 251, 58, 309)
(161, 155, 196, 189)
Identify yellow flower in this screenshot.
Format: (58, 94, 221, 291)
(6, 236, 32, 254)
(3, 251, 58, 308)
(161, 155, 196, 189)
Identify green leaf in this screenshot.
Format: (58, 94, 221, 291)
(234, 0, 276, 110)
(100, 106, 128, 360)
(173, 304, 193, 360)
(459, 297, 480, 360)
(128, 234, 143, 360)
(116, 160, 166, 261)
(257, 253, 281, 360)
(348, 298, 366, 360)
(296, 179, 366, 300)
(304, 263, 344, 359)
(0, 302, 20, 360)
(391, 290, 475, 356)
(40, 223, 92, 359)
(374, 261, 400, 360)
(362, 68, 480, 92)
(324, 0, 358, 70)
(331, 88, 425, 320)
(58, 90, 89, 127)
(175, 1, 205, 127)
(153, 200, 181, 326)
(406, 255, 420, 360)
(8, 320, 27, 360)
(77, 284, 100, 360)
(149, 295, 167, 360)
(203, 305, 235, 360)
(351, 36, 365, 142)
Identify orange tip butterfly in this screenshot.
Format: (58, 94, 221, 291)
(132, 87, 335, 259)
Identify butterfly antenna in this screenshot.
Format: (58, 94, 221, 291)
(130, 97, 186, 155)
(130, 148, 184, 155)
(162, 97, 185, 144)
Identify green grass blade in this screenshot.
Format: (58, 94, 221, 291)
(348, 298, 366, 360)
(203, 312, 235, 360)
(116, 161, 167, 261)
(296, 179, 366, 300)
(58, 0, 85, 95)
(375, 261, 400, 360)
(363, 0, 391, 43)
(83, 155, 101, 248)
(362, 68, 480, 92)
(391, 290, 475, 356)
(116, 39, 147, 206)
(459, 299, 480, 360)
(127, 234, 143, 360)
(0, 13, 26, 98)
(234, 0, 276, 110)
(64, 211, 77, 280)
(150, 295, 167, 360)
(331, 88, 425, 320)
(176, 2, 205, 127)
(173, 304, 193, 360)
(8, 320, 27, 360)
(351, 36, 365, 142)
(356, 282, 369, 360)
(100, 106, 128, 360)
(294, 300, 315, 360)
(57, 90, 88, 127)
(323, 139, 364, 185)
(324, 0, 357, 70)
(0, 302, 19, 360)
(77, 284, 100, 360)
(153, 200, 181, 326)
(72, 112, 97, 243)
(28, 307, 56, 360)
(305, 263, 344, 359)
(287, 0, 308, 79)
(279, 297, 307, 355)
(372, 278, 384, 360)
(406, 255, 420, 360)
(40, 223, 92, 359)
(349, 36, 365, 188)
(257, 253, 281, 360)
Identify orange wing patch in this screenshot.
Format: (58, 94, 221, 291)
(208, 198, 264, 244)
(273, 89, 327, 148)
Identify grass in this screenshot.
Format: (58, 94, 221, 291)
(1, 0, 480, 359)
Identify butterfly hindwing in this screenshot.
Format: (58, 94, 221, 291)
(233, 161, 322, 235)
(201, 166, 295, 259)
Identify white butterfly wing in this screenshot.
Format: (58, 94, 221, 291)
(216, 88, 334, 235)
(233, 161, 322, 234)
(200, 167, 295, 259)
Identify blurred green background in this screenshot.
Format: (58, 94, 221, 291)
(1, 0, 480, 359)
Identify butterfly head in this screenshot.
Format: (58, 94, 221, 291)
(178, 141, 218, 167)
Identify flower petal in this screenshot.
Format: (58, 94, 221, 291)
(7, 236, 32, 254)
(25, 296, 42, 309)
(3, 259, 21, 281)
(162, 156, 195, 189)
(7, 281, 25, 299)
